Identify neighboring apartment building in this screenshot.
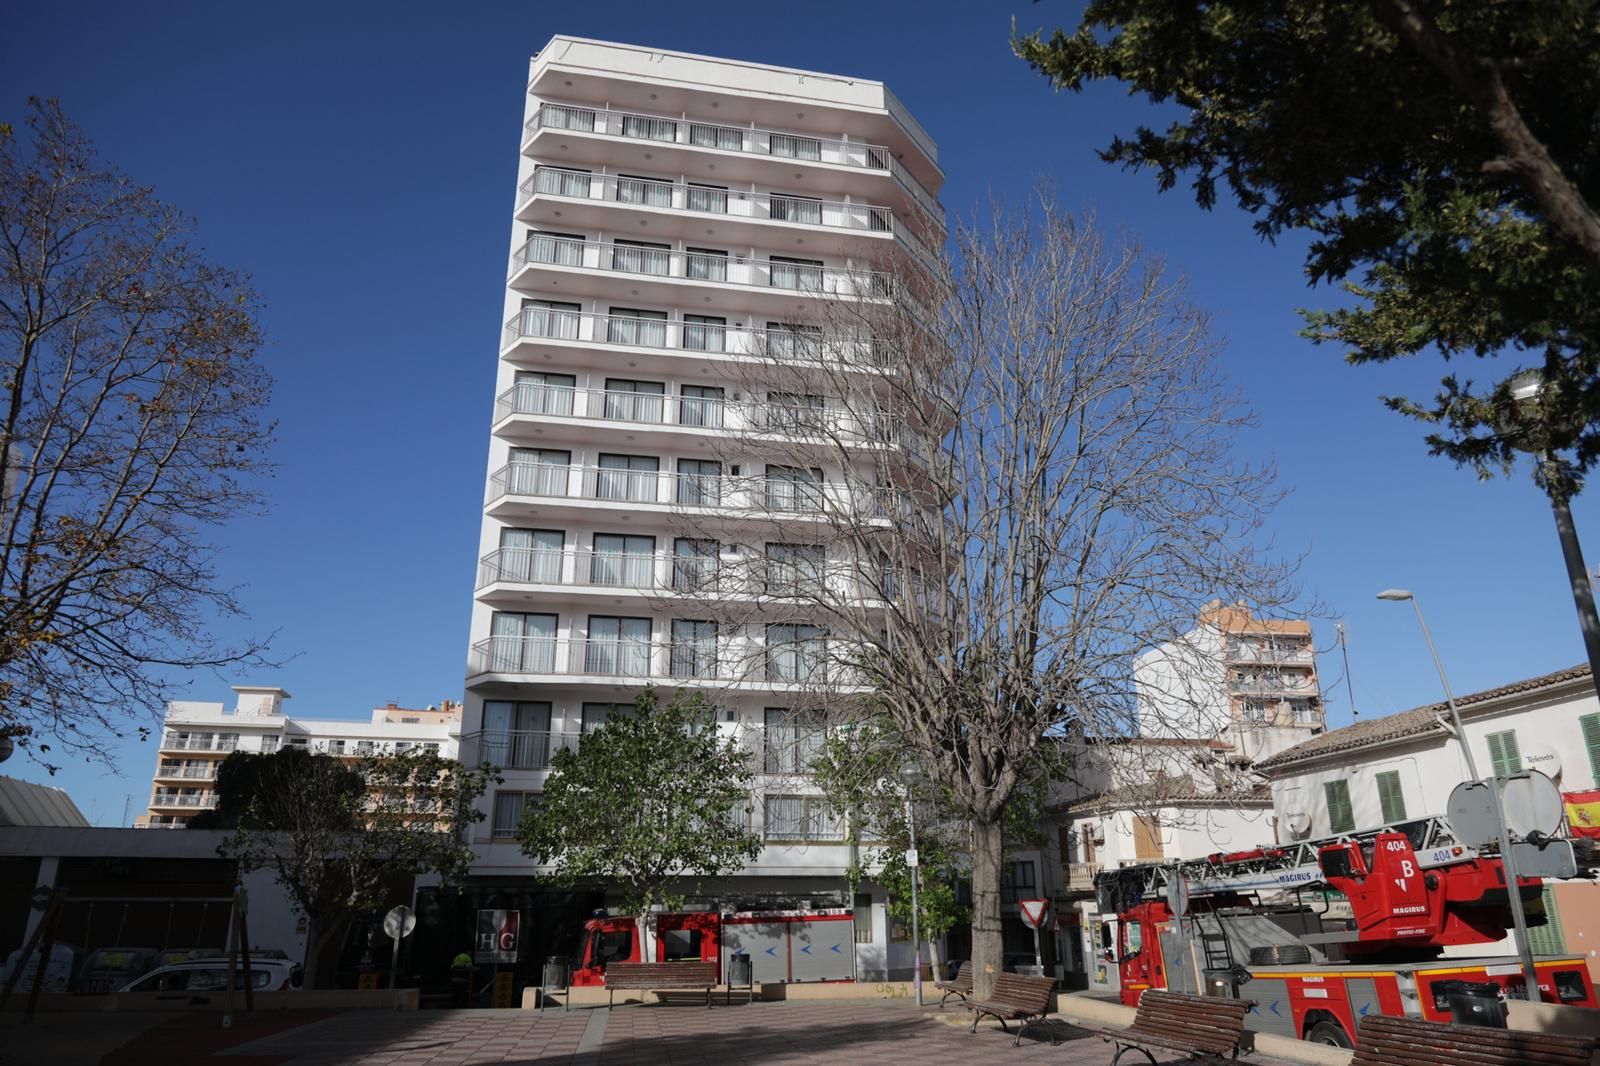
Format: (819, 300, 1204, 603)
(1256, 661, 1600, 979)
(459, 37, 944, 978)
(1135, 601, 1323, 763)
(138, 686, 462, 828)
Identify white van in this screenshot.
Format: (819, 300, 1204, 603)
(118, 957, 302, 993)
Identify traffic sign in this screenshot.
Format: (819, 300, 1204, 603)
(1018, 899, 1050, 929)
(383, 905, 416, 940)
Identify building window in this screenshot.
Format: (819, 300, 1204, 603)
(853, 893, 873, 945)
(770, 194, 823, 226)
(684, 246, 729, 283)
(1325, 779, 1355, 834)
(669, 619, 719, 679)
(586, 616, 652, 676)
(605, 307, 668, 348)
(610, 239, 671, 276)
(673, 538, 719, 592)
(765, 623, 826, 682)
(591, 533, 656, 588)
(1487, 730, 1522, 778)
(681, 316, 726, 355)
(676, 458, 722, 507)
(765, 465, 824, 512)
(1375, 770, 1407, 824)
(762, 794, 842, 842)
(768, 255, 825, 292)
(1583, 713, 1600, 782)
(511, 371, 576, 416)
(506, 447, 571, 497)
(581, 701, 636, 734)
(260, 735, 280, 753)
(1241, 700, 1270, 723)
(594, 453, 659, 503)
(764, 708, 826, 774)
(1001, 861, 1036, 904)
(492, 791, 539, 837)
(764, 542, 825, 597)
(326, 739, 346, 756)
(518, 299, 581, 340)
(603, 378, 666, 423)
(679, 383, 725, 425)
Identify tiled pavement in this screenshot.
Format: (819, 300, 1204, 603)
(195, 1000, 1298, 1066)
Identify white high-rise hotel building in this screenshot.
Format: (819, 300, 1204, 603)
(461, 37, 944, 924)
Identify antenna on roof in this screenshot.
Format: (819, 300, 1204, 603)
(1335, 622, 1357, 719)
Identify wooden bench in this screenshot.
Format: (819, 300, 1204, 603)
(1351, 1014, 1596, 1066)
(967, 971, 1057, 1046)
(1080, 990, 1254, 1065)
(603, 961, 719, 1010)
(935, 961, 973, 1009)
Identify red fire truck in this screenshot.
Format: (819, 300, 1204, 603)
(570, 907, 856, 986)
(1095, 814, 1597, 1047)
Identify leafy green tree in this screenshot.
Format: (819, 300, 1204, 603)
(0, 99, 274, 769)
(516, 689, 762, 937)
(1015, 2, 1600, 492)
(206, 747, 495, 988)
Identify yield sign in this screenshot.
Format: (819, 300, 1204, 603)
(1018, 898, 1050, 929)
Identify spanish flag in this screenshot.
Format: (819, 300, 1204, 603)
(1566, 788, 1600, 839)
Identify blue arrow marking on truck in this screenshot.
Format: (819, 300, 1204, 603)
(800, 945, 813, 954)
(1358, 1003, 1370, 1017)
(1248, 1004, 1260, 1015)
(765, 947, 777, 956)
(830, 944, 842, 953)
(1269, 1001, 1281, 1016)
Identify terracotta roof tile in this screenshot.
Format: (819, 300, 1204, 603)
(1255, 662, 1592, 772)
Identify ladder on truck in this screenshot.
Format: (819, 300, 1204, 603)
(1106, 813, 1477, 904)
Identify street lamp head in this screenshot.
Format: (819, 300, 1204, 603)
(1376, 589, 1414, 602)
(1498, 368, 1554, 456)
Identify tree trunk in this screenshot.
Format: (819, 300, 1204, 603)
(969, 817, 1005, 1000)
(927, 935, 944, 982)
(301, 919, 342, 991)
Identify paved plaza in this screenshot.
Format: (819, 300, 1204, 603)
(2, 999, 1302, 1066)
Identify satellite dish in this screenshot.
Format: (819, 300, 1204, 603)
(1447, 780, 1500, 848)
(1501, 771, 1565, 839)
(1521, 743, 1562, 781)
(1285, 810, 1311, 838)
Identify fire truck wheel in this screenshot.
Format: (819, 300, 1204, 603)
(1306, 1020, 1352, 1048)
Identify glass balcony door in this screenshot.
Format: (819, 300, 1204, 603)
(497, 528, 563, 584)
(586, 616, 652, 676)
(489, 611, 557, 673)
(590, 533, 656, 588)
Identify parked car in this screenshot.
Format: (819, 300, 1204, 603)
(77, 947, 161, 993)
(117, 957, 302, 993)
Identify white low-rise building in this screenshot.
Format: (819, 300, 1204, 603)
(139, 686, 462, 828)
(1256, 662, 1600, 980)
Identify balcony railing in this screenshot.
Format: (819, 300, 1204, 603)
(1227, 644, 1316, 666)
(484, 462, 886, 518)
(155, 764, 218, 780)
(523, 102, 943, 225)
(518, 167, 895, 235)
(1230, 678, 1321, 697)
(459, 729, 583, 772)
(501, 309, 886, 369)
(136, 822, 189, 829)
(493, 380, 897, 443)
(159, 736, 238, 752)
(467, 636, 857, 685)
(1062, 862, 1101, 892)
(509, 237, 895, 300)
(149, 793, 219, 809)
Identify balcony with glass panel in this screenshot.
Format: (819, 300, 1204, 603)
(465, 633, 868, 690)
(520, 102, 943, 234)
(500, 308, 887, 375)
(507, 235, 895, 313)
(514, 167, 923, 262)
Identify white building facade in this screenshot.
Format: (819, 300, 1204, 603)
(140, 686, 461, 828)
(459, 38, 944, 978)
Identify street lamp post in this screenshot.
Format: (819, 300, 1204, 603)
(1376, 589, 1540, 1000)
(903, 780, 923, 1007)
(1501, 370, 1600, 699)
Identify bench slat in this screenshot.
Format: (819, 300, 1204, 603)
(1352, 1015, 1595, 1066)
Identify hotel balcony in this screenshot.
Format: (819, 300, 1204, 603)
(465, 635, 867, 690)
(492, 380, 904, 451)
(149, 792, 219, 810)
(1062, 862, 1101, 894)
(153, 763, 218, 782)
(507, 236, 895, 314)
(482, 461, 892, 527)
(1229, 677, 1321, 698)
(474, 545, 888, 607)
(159, 735, 238, 753)
(521, 102, 943, 228)
(516, 168, 942, 275)
(500, 308, 886, 374)
(1226, 643, 1315, 666)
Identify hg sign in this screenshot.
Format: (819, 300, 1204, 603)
(476, 909, 521, 964)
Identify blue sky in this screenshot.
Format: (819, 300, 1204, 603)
(5, 2, 1595, 824)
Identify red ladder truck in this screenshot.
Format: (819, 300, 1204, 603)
(1095, 814, 1598, 1047)
(570, 907, 856, 986)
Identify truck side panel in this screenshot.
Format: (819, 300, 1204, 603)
(721, 919, 789, 984)
(786, 915, 854, 982)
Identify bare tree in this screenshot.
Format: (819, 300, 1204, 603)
(0, 99, 274, 768)
(666, 193, 1296, 995)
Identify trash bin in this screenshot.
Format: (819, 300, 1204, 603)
(542, 956, 568, 991)
(1014, 964, 1046, 978)
(727, 953, 753, 988)
(1433, 980, 1507, 1028)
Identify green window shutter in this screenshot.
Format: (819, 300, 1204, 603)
(1487, 730, 1522, 778)
(1376, 771, 1407, 824)
(1582, 713, 1600, 783)
(1325, 780, 1355, 834)
(1524, 886, 1566, 956)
